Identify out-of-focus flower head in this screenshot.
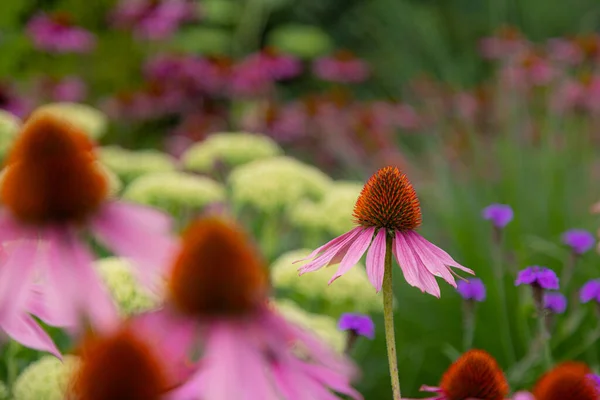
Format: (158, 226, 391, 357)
(418, 349, 509, 400)
(580, 279, 600, 304)
(574, 34, 600, 62)
(229, 58, 273, 97)
(561, 229, 595, 255)
(271, 249, 382, 315)
(26, 12, 96, 53)
(246, 47, 303, 80)
(36, 102, 108, 140)
(457, 278, 487, 302)
(512, 391, 535, 400)
(482, 203, 513, 228)
(515, 266, 559, 290)
(338, 313, 375, 339)
(99, 90, 158, 122)
(35, 76, 87, 103)
(124, 171, 226, 212)
(182, 131, 282, 173)
(241, 101, 309, 144)
(98, 146, 177, 183)
(228, 156, 332, 212)
(111, 0, 198, 41)
(547, 38, 584, 65)
(533, 361, 599, 400)
(13, 356, 80, 400)
(544, 292, 567, 314)
(313, 50, 370, 83)
(479, 25, 528, 60)
(0, 82, 31, 118)
(502, 52, 555, 88)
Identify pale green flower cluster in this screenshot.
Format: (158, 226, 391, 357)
(271, 249, 381, 316)
(182, 132, 282, 172)
(123, 171, 226, 212)
(0, 381, 8, 400)
(98, 146, 177, 182)
(96, 257, 159, 315)
(0, 110, 20, 158)
(273, 299, 345, 354)
(36, 102, 108, 140)
(288, 181, 362, 236)
(13, 356, 80, 400)
(228, 157, 332, 212)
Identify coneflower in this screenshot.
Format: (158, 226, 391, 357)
(296, 166, 473, 399)
(533, 362, 599, 400)
(0, 109, 175, 331)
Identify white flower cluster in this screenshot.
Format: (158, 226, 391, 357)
(98, 146, 177, 182)
(228, 156, 332, 212)
(123, 171, 226, 212)
(182, 132, 282, 172)
(13, 356, 80, 400)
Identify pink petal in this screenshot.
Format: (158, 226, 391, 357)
(302, 363, 363, 400)
(411, 232, 474, 275)
(295, 227, 363, 263)
(298, 228, 363, 275)
(394, 233, 440, 297)
(404, 232, 456, 287)
(25, 285, 72, 328)
(365, 229, 387, 292)
(328, 227, 374, 284)
(0, 240, 39, 322)
(2, 314, 61, 359)
(0, 211, 31, 242)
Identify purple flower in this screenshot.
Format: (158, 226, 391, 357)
(482, 203, 513, 228)
(457, 278, 486, 302)
(515, 266, 559, 290)
(313, 50, 369, 83)
(561, 229, 595, 254)
(338, 313, 375, 339)
(588, 374, 600, 391)
(580, 279, 600, 303)
(246, 48, 302, 81)
(26, 13, 96, 54)
(543, 292, 567, 314)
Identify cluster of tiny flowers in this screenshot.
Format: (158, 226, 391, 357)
(99, 146, 177, 183)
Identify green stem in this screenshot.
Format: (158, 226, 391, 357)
(462, 300, 475, 351)
(6, 341, 19, 391)
(383, 234, 401, 400)
(538, 308, 553, 369)
(491, 233, 516, 365)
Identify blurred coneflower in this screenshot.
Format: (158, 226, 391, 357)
(313, 50, 370, 83)
(26, 12, 96, 54)
(144, 216, 362, 399)
(533, 362, 599, 400)
(0, 109, 175, 331)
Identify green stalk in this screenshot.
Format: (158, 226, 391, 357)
(383, 234, 401, 400)
(462, 300, 476, 351)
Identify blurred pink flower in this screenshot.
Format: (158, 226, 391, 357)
(246, 47, 302, 80)
(36, 76, 87, 103)
(479, 27, 528, 60)
(230, 59, 273, 97)
(241, 102, 308, 143)
(26, 12, 96, 54)
(0, 83, 31, 118)
(313, 50, 370, 83)
(551, 78, 585, 113)
(547, 38, 584, 65)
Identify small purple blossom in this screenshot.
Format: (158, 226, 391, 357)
(543, 292, 567, 314)
(482, 203, 513, 228)
(457, 278, 486, 302)
(515, 266, 559, 290)
(561, 229, 595, 254)
(338, 313, 375, 339)
(26, 13, 96, 54)
(587, 374, 600, 391)
(580, 279, 600, 303)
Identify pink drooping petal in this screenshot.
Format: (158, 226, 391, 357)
(303, 363, 363, 400)
(0, 211, 33, 243)
(394, 233, 441, 297)
(365, 229, 387, 292)
(25, 285, 72, 328)
(404, 231, 456, 287)
(295, 227, 363, 263)
(298, 227, 363, 275)
(410, 232, 474, 275)
(0, 240, 39, 322)
(2, 313, 61, 358)
(328, 227, 374, 284)
(91, 202, 177, 290)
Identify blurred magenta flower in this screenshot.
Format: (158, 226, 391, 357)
(482, 204, 513, 228)
(544, 292, 567, 314)
(313, 50, 369, 83)
(229, 59, 273, 97)
(112, 0, 198, 41)
(246, 47, 302, 80)
(338, 313, 375, 339)
(561, 229, 595, 255)
(515, 266, 559, 290)
(418, 349, 509, 400)
(0, 83, 31, 118)
(580, 279, 600, 303)
(147, 217, 362, 399)
(36, 76, 87, 103)
(588, 374, 600, 391)
(297, 166, 473, 296)
(547, 38, 584, 65)
(26, 12, 96, 54)
(479, 26, 528, 60)
(457, 278, 486, 302)
(0, 110, 175, 331)
(512, 391, 535, 400)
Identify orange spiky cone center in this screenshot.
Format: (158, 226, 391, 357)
(0, 111, 108, 225)
(440, 349, 509, 400)
(168, 217, 269, 318)
(533, 362, 598, 400)
(70, 328, 168, 400)
(353, 166, 422, 231)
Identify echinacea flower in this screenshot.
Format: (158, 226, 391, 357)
(482, 204, 513, 228)
(533, 362, 599, 400)
(147, 216, 362, 399)
(580, 279, 600, 303)
(338, 313, 375, 339)
(457, 278, 486, 302)
(512, 391, 535, 400)
(313, 50, 369, 83)
(26, 12, 96, 54)
(0, 110, 175, 331)
(544, 292, 567, 314)
(297, 166, 473, 296)
(248, 47, 302, 80)
(515, 266, 559, 290)
(415, 349, 509, 400)
(561, 229, 595, 255)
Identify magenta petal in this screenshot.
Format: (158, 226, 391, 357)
(405, 232, 456, 287)
(2, 314, 61, 358)
(366, 229, 387, 292)
(412, 232, 474, 275)
(25, 285, 71, 328)
(394, 233, 440, 298)
(294, 228, 362, 263)
(0, 240, 39, 322)
(298, 227, 363, 275)
(329, 227, 374, 285)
